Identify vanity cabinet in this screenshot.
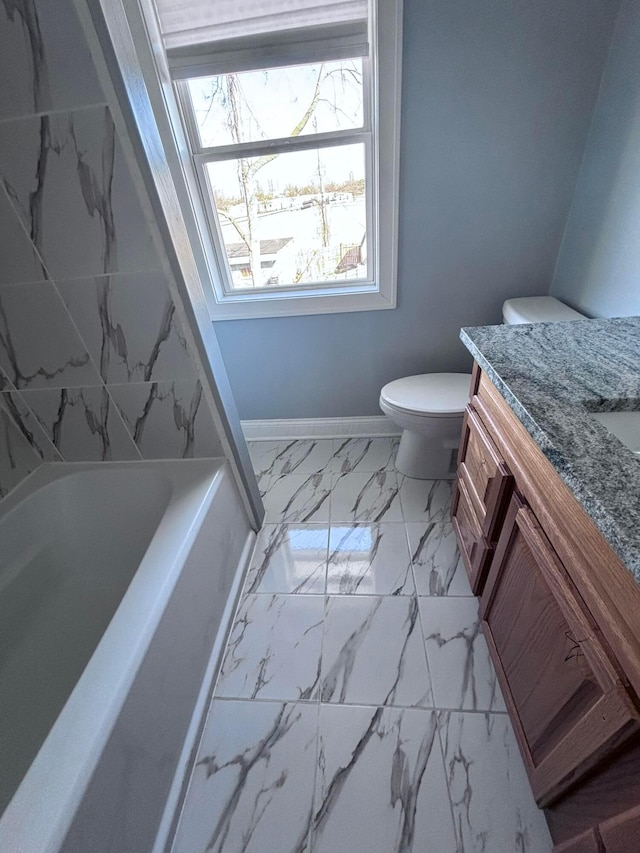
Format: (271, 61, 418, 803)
(453, 365, 640, 852)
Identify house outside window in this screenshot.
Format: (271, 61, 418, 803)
(153, 0, 402, 319)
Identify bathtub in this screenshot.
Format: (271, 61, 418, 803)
(0, 459, 253, 853)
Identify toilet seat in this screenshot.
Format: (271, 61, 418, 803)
(380, 373, 471, 417)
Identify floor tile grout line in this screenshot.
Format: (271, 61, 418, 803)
(245, 589, 477, 598)
(316, 520, 330, 707)
(242, 588, 477, 600)
(397, 471, 408, 522)
(410, 587, 437, 708)
(415, 585, 439, 712)
(210, 694, 511, 714)
(404, 518, 422, 601)
(433, 708, 465, 852)
(306, 699, 322, 853)
(307, 526, 331, 853)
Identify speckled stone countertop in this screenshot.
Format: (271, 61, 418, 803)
(460, 316, 640, 582)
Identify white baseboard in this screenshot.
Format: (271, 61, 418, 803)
(241, 416, 401, 441)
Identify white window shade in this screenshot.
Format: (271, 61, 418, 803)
(155, 0, 369, 77)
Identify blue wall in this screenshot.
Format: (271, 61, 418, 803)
(552, 0, 640, 319)
(215, 0, 619, 419)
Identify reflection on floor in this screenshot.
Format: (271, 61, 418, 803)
(172, 438, 553, 853)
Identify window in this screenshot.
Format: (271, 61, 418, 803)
(153, 0, 402, 319)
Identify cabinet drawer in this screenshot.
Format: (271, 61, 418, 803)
(451, 474, 491, 594)
(457, 405, 513, 542)
(480, 493, 640, 808)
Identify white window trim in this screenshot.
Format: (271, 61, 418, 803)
(138, 0, 402, 321)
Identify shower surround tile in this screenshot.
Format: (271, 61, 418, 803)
(0, 395, 42, 497)
(330, 470, 402, 522)
(0, 106, 157, 281)
(438, 711, 553, 852)
(215, 594, 324, 702)
(19, 386, 139, 462)
(109, 380, 222, 459)
(261, 471, 332, 523)
(172, 700, 317, 853)
(311, 705, 457, 853)
(2, 391, 60, 461)
(418, 597, 505, 712)
(320, 595, 432, 708)
(58, 272, 194, 384)
(0, 188, 46, 285)
(326, 522, 414, 595)
(0, 0, 104, 121)
(331, 436, 399, 474)
(399, 476, 453, 522)
(0, 282, 101, 390)
(244, 523, 328, 595)
(408, 521, 472, 596)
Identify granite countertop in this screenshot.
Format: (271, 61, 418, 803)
(460, 316, 640, 582)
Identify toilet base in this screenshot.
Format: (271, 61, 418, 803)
(395, 429, 459, 480)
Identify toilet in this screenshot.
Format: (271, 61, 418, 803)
(380, 296, 586, 479)
(380, 373, 471, 480)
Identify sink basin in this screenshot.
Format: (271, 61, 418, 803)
(591, 411, 640, 456)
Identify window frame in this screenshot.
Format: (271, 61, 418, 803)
(173, 0, 402, 320)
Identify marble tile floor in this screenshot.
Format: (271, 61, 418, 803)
(171, 438, 553, 853)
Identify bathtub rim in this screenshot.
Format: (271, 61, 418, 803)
(0, 457, 222, 521)
(0, 458, 233, 853)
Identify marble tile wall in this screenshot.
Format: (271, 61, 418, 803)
(172, 438, 554, 852)
(0, 0, 223, 497)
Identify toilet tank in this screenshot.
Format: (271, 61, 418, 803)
(502, 296, 586, 325)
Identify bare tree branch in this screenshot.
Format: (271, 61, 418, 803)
(217, 208, 249, 249)
(246, 63, 327, 181)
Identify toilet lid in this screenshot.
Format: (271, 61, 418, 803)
(380, 373, 471, 416)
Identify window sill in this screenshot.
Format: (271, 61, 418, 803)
(206, 284, 396, 320)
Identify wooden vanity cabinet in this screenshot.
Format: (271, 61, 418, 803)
(452, 365, 640, 851)
(480, 492, 639, 807)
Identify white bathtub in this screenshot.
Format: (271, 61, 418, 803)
(0, 460, 253, 853)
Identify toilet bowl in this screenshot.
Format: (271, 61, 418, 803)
(380, 373, 471, 479)
(380, 296, 586, 479)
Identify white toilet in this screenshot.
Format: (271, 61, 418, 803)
(380, 296, 586, 479)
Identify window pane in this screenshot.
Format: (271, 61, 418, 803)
(205, 143, 367, 290)
(189, 59, 363, 148)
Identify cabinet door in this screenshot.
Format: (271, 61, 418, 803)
(480, 494, 640, 808)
